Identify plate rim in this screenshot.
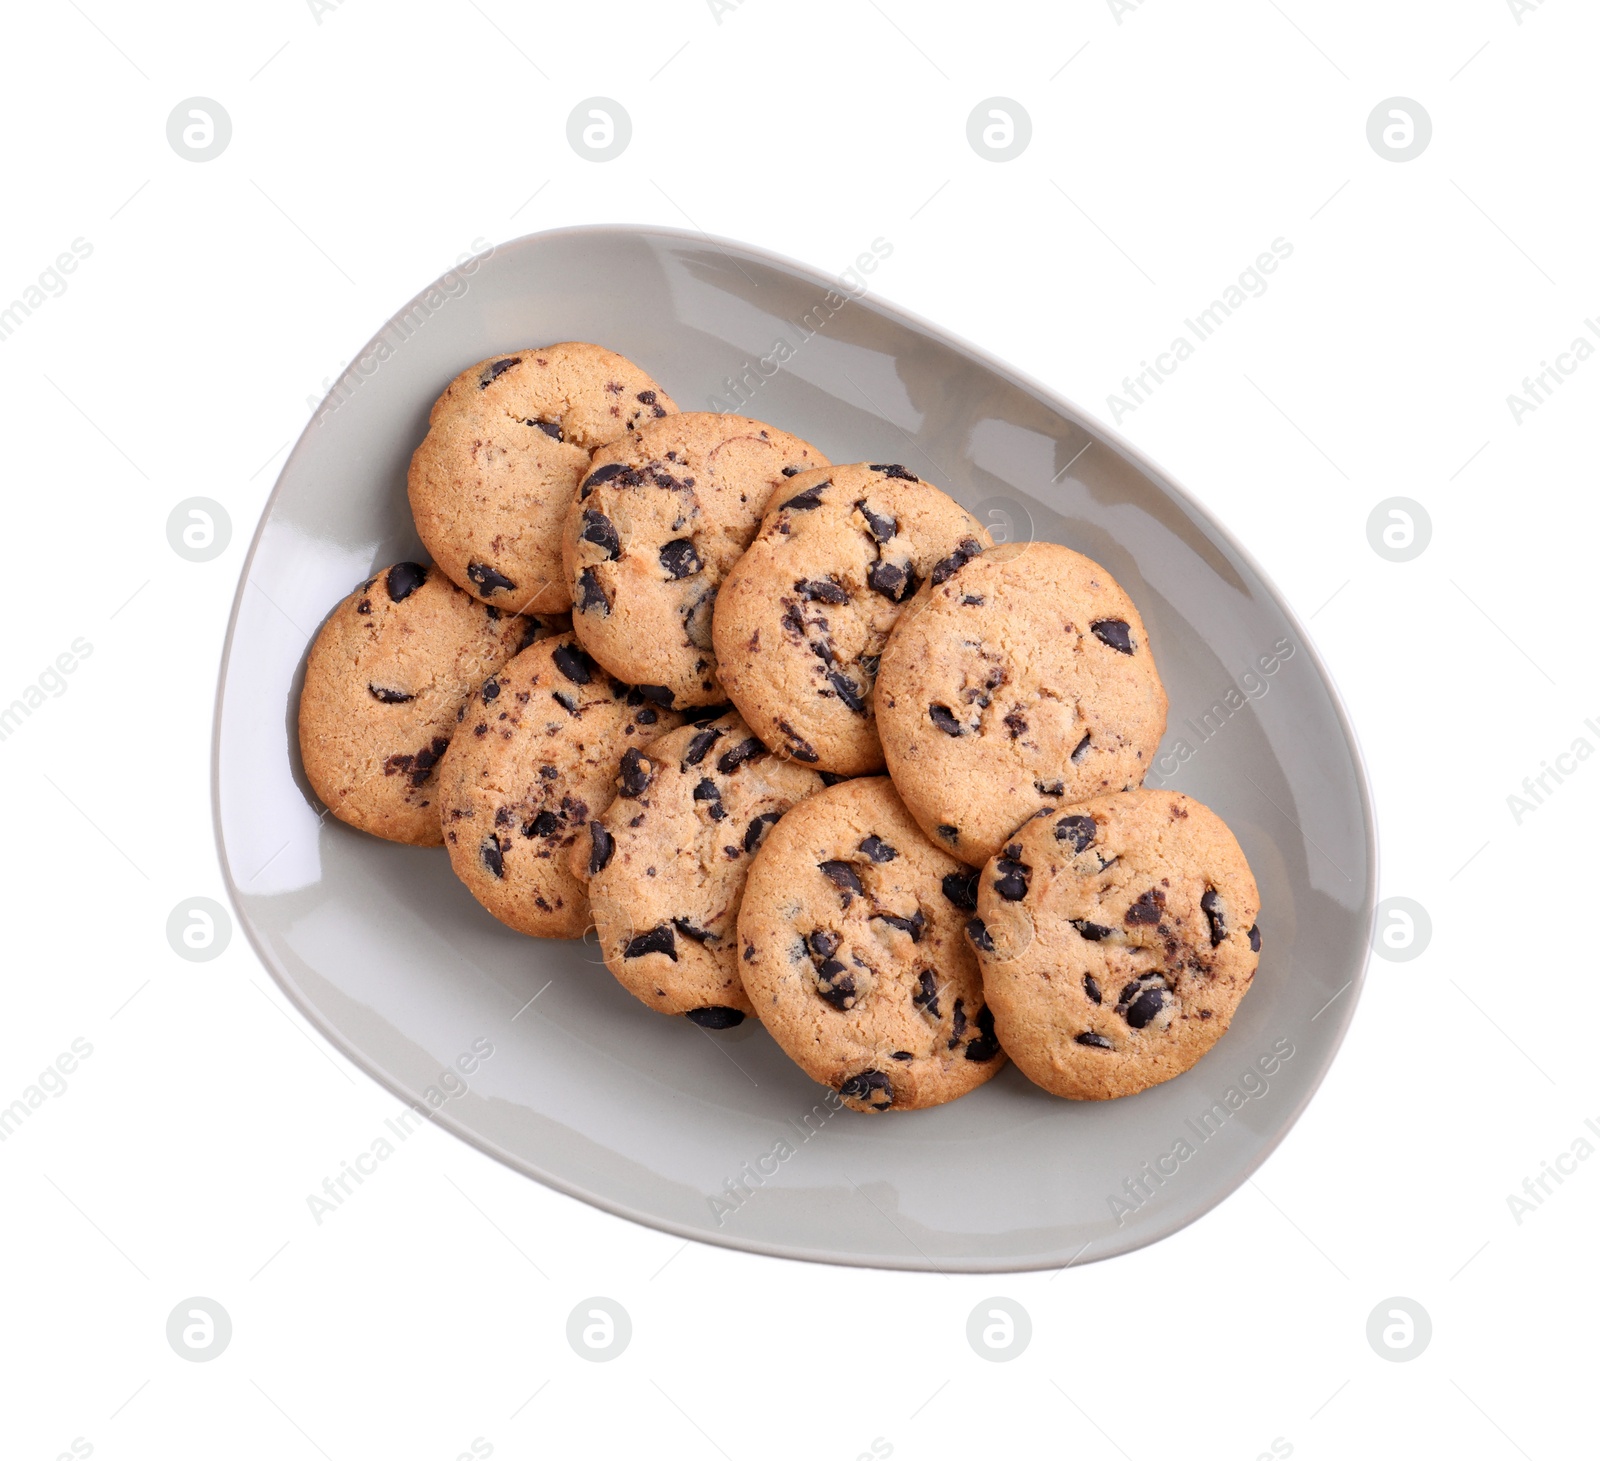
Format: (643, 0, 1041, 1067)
(210, 221, 1380, 1273)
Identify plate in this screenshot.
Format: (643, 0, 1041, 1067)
(214, 225, 1376, 1271)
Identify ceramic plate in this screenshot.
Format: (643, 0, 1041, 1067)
(214, 225, 1376, 1271)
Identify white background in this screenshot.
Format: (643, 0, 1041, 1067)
(1, 1, 1595, 1457)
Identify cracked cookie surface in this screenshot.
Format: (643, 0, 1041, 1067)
(971, 789, 1260, 1100)
(297, 561, 560, 846)
(436, 631, 685, 937)
(409, 342, 677, 615)
(562, 413, 827, 706)
(875, 541, 1168, 866)
(737, 776, 1006, 1112)
(584, 711, 826, 1024)
(712, 462, 990, 775)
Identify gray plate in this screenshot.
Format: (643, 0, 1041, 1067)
(213, 225, 1376, 1272)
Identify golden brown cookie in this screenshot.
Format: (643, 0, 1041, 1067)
(563, 413, 828, 706)
(297, 561, 557, 845)
(408, 343, 677, 614)
(971, 789, 1261, 1100)
(875, 541, 1167, 867)
(436, 632, 684, 937)
(738, 777, 1006, 1112)
(584, 711, 826, 1025)
(712, 462, 990, 775)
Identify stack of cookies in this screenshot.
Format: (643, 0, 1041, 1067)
(298, 342, 1264, 1114)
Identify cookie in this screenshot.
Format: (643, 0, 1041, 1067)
(436, 632, 685, 937)
(408, 343, 677, 615)
(585, 711, 826, 1025)
(712, 463, 991, 775)
(738, 776, 1006, 1111)
(562, 413, 828, 706)
(875, 541, 1168, 867)
(971, 789, 1261, 1101)
(297, 562, 557, 845)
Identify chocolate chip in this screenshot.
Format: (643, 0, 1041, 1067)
(716, 738, 765, 774)
(552, 643, 596, 685)
(742, 811, 781, 853)
(619, 747, 653, 797)
(818, 860, 863, 896)
(681, 726, 724, 768)
(964, 1004, 1000, 1061)
(929, 704, 964, 737)
(855, 500, 898, 542)
(936, 824, 960, 843)
(775, 721, 819, 762)
(1125, 889, 1165, 925)
(949, 998, 968, 1045)
(368, 684, 414, 704)
(796, 577, 849, 604)
(516, 617, 545, 651)
(552, 690, 580, 714)
(356, 598, 372, 614)
(873, 910, 925, 941)
(636, 685, 675, 707)
(692, 777, 720, 803)
(780, 465, 805, 477)
(1003, 711, 1027, 738)
(480, 836, 505, 879)
(817, 771, 848, 786)
(576, 568, 610, 614)
(579, 509, 621, 559)
(588, 822, 615, 874)
(1075, 1032, 1113, 1049)
(1070, 732, 1092, 763)
(780, 482, 828, 511)
(624, 925, 677, 960)
(1035, 779, 1065, 797)
(912, 970, 941, 1018)
(993, 850, 1030, 901)
(815, 960, 857, 1010)
(1084, 974, 1103, 1003)
(806, 928, 841, 960)
(890, 1050, 913, 1061)
(480, 357, 520, 387)
(1055, 814, 1096, 851)
(1091, 619, 1134, 654)
(525, 809, 560, 838)
(467, 561, 516, 596)
(1072, 920, 1112, 942)
(526, 418, 563, 440)
(866, 560, 914, 601)
(385, 561, 427, 602)
(868, 463, 918, 481)
(859, 835, 897, 862)
(673, 918, 717, 945)
(686, 1005, 743, 1029)
(930, 537, 981, 586)
(941, 870, 979, 911)
(1248, 924, 1262, 953)
(838, 1070, 893, 1108)
(966, 917, 994, 953)
(826, 669, 866, 713)
(480, 679, 502, 703)
(407, 736, 450, 787)
(581, 462, 630, 496)
(636, 389, 658, 405)
(659, 538, 702, 579)
(1201, 888, 1227, 947)
(1117, 974, 1169, 1029)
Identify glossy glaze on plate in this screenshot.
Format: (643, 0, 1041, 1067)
(213, 225, 1376, 1271)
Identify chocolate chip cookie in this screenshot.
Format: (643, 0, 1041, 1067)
(436, 632, 685, 937)
(585, 711, 826, 1025)
(875, 541, 1167, 867)
(738, 776, 1006, 1111)
(409, 343, 677, 615)
(298, 561, 557, 845)
(971, 789, 1260, 1100)
(562, 413, 828, 706)
(712, 463, 990, 775)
